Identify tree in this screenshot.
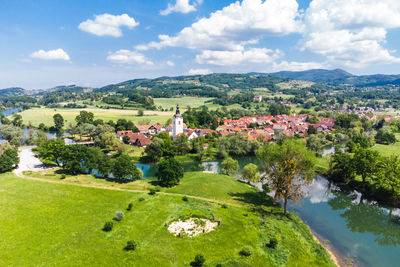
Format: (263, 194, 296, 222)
(53, 113, 64, 132)
(190, 254, 205, 267)
(38, 139, 66, 166)
(33, 130, 48, 146)
(156, 157, 184, 187)
(112, 154, 142, 180)
(122, 135, 130, 144)
(12, 113, 23, 127)
(86, 147, 105, 174)
(144, 137, 164, 162)
(221, 157, 239, 176)
(97, 153, 113, 178)
(174, 134, 190, 155)
(331, 149, 355, 183)
(307, 125, 317, 135)
(0, 148, 19, 173)
(61, 144, 88, 174)
(375, 129, 396, 145)
(353, 148, 380, 183)
(0, 124, 23, 147)
(242, 163, 260, 183)
(375, 156, 400, 197)
(257, 139, 316, 215)
(138, 110, 144, 116)
(75, 111, 94, 125)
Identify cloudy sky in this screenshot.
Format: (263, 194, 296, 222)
(1, 0, 400, 89)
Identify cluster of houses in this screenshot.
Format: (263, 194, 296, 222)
(116, 106, 336, 148)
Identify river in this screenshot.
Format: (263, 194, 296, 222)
(137, 156, 400, 267)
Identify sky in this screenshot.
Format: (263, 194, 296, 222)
(1, 0, 400, 89)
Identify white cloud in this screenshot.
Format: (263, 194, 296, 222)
(272, 60, 328, 71)
(166, 60, 175, 66)
(188, 68, 212, 75)
(141, 0, 300, 51)
(79, 13, 139, 37)
(196, 48, 283, 66)
(160, 0, 201, 15)
(301, 0, 400, 67)
(106, 50, 154, 65)
(30, 49, 70, 61)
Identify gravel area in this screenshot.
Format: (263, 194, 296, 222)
(14, 146, 50, 174)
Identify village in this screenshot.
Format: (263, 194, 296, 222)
(117, 105, 336, 147)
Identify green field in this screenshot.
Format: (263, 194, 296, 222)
(371, 133, 400, 157)
(1, 171, 334, 266)
(154, 97, 216, 110)
(18, 107, 173, 127)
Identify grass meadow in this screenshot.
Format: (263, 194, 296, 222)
(1, 171, 334, 266)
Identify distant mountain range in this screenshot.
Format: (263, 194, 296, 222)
(265, 69, 400, 86)
(2, 69, 400, 94)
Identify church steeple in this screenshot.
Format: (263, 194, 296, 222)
(176, 104, 180, 115)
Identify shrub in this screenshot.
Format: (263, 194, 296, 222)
(114, 211, 125, 221)
(182, 196, 188, 202)
(239, 246, 252, 257)
(190, 254, 206, 267)
(138, 197, 145, 202)
(103, 221, 113, 232)
(221, 204, 228, 209)
(149, 188, 157, 195)
(60, 174, 66, 179)
(127, 203, 133, 211)
(266, 237, 278, 249)
(124, 240, 137, 251)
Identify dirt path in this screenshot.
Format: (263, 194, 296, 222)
(14, 171, 242, 208)
(14, 146, 55, 175)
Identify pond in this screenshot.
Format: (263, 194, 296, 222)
(137, 157, 400, 267)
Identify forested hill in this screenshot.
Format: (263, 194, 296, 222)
(0, 87, 27, 97)
(95, 73, 289, 98)
(264, 69, 400, 87)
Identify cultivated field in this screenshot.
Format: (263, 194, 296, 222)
(18, 107, 173, 127)
(0, 171, 335, 266)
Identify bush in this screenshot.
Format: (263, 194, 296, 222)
(221, 204, 228, 209)
(124, 240, 137, 251)
(60, 174, 66, 179)
(266, 237, 278, 249)
(190, 254, 206, 267)
(127, 203, 133, 211)
(138, 197, 145, 202)
(103, 221, 113, 232)
(239, 246, 252, 257)
(114, 211, 125, 221)
(149, 188, 157, 195)
(182, 196, 188, 202)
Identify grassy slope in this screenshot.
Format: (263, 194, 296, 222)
(0, 172, 334, 266)
(18, 107, 173, 127)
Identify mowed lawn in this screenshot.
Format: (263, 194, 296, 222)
(18, 107, 173, 127)
(372, 134, 400, 157)
(0, 172, 334, 266)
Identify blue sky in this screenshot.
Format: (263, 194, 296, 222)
(1, 0, 400, 89)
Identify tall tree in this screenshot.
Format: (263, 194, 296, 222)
(242, 163, 260, 183)
(75, 111, 94, 125)
(353, 148, 380, 183)
(53, 113, 64, 132)
(112, 154, 142, 180)
(221, 157, 239, 176)
(156, 157, 184, 187)
(257, 139, 316, 215)
(38, 139, 66, 167)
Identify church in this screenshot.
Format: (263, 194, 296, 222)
(172, 104, 184, 139)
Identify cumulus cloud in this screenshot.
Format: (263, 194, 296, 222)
(30, 49, 70, 61)
(79, 13, 139, 37)
(301, 0, 400, 67)
(166, 60, 175, 66)
(106, 50, 153, 65)
(140, 0, 300, 51)
(196, 48, 283, 66)
(272, 60, 328, 71)
(160, 0, 202, 15)
(188, 68, 212, 75)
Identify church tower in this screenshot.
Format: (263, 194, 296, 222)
(173, 104, 183, 138)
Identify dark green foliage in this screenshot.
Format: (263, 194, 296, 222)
(190, 254, 205, 267)
(102, 221, 113, 232)
(221, 204, 228, 209)
(75, 111, 94, 125)
(268, 103, 290, 116)
(156, 157, 184, 187)
(182, 196, 188, 202)
(144, 137, 164, 163)
(53, 113, 64, 131)
(138, 197, 145, 202)
(60, 174, 66, 180)
(38, 139, 66, 167)
(375, 129, 396, 145)
(127, 203, 133, 211)
(113, 154, 142, 180)
(61, 144, 88, 174)
(266, 238, 278, 249)
(331, 151, 355, 183)
(124, 240, 137, 251)
(115, 119, 139, 132)
(122, 135, 130, 144)
(239, 246, 252, 257)
(149, 188, 157, 195)
(0, 149, 19, 173)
